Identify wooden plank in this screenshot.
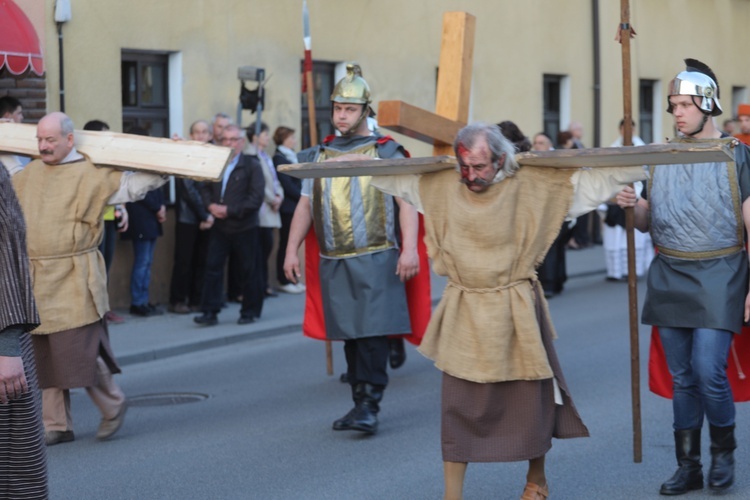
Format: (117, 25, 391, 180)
(433, 11, 475, 156)
(435, 12, 475, 124)
(377, 101, 462, 146)
(278, 155, 457, 179)
(516, 142, 735, 168)
(0, 123, 232, 181)
(279, 142, 736, 179)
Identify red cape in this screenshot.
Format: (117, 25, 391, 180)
(300, 137, 431, 344)
(734, 133, 750, 146)
(647, 242, 750, 401)
(301, 217, 431, 345)
(649, 327, 750, 402)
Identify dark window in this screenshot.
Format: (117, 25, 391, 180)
(121, 51, 169, 137)
(639, 79, 656, 144)
(543, 75, 563, 145)
(732, 86, 747, 117)
(300, 61, 336, 149)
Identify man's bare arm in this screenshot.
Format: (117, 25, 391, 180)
(283, 195, 313, 284)
(395, 197, 419, 282)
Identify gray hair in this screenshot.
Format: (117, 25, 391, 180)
(222, 124, 244, 137)
(189, 119, 211, 135)
(454, 122, 519, 182)
(212, 112, 231, 124)
(60, 115, 75, 136)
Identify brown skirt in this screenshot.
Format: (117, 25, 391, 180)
(31, 320, 121, 389)
(441, 285, 589, 463)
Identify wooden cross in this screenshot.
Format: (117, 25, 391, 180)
(279, 142, 736, 178)
(377, 11, 475, 156)
(0, 123, 231, 181)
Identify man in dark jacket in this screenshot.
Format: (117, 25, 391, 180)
(194, 124, 265, 326)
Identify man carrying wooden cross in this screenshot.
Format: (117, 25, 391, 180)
(5, 111, 166, 445)
(368, 122, 647, 499)
(617, 59, 749, 495)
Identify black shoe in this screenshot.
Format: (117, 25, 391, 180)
(147, 303, 164, 315)
(332, 406, 358, 431)
(237, 315, 255, 325)
(388, 338, 407, 369)
(708, 424, 736, 491)
(339, 372, 350, 384)
(193, 312, 218, 326)
(660, 428, 703, 495)
(45, 430, 75, 446)
(129, 304, 152, 317)
(349, 403, 378, 434)
(265, 288, 278, 298)
(349, 383, 383, 434)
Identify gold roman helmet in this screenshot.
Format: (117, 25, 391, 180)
(330, 63, 371, 134)
(667, 58, 723, 116)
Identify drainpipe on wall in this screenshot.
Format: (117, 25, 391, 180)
(591, 0, 601, 147)
(54, 0, 72, 113)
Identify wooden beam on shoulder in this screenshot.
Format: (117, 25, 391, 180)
(516, 142, 735, 168)
(0, 123, 231, 181)
(278, 142, 737, 179)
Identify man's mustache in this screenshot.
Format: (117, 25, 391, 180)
(459, 176, 491, 187)
(39, 149, 54, 156)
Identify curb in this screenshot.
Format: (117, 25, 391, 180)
(119, 267, 607, 367)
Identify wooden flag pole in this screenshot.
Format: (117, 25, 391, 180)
(302, 1, 330, 375)
(620, 0, 642, 463)
(305, 72, 318, 147)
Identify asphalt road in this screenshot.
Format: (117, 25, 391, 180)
(47, 273, 750, 499)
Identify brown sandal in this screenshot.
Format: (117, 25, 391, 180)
(520, 482, 549, 500)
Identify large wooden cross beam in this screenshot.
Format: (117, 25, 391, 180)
(377, 11, 475, 155)
(279, 141, 737, 179)
(0, 123, 231, 181)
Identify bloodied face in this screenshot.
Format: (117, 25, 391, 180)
(457, 137, 504, 193)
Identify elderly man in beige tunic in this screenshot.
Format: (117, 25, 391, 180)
(372, 122, 646, 500)
(5, 112, 166, 445)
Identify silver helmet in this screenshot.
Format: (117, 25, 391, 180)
(667, 58, 722, 116)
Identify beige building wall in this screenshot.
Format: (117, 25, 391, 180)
(35, 0, 750, 148)
(16, 0, 750, 307)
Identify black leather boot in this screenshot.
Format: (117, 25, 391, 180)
(659, 428, 703, 495)
(388, 338, 406, 369)
(349, 383, 383, 434)
(708, 424, 736, 491)
(332, 385, 359, 431)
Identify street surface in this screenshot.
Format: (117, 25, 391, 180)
(46, 248, 750, 499)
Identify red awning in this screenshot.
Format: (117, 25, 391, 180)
(0, 0, 45, 76)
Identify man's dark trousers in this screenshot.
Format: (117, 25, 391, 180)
(201, 227, 264, 319)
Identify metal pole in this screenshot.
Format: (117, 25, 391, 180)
(57, 22, 65, 113)
(591, 0, 601, 147)
(620, 0, 642, 464)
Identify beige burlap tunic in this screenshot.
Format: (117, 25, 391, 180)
(11, 156, 164, 388)
(373, 165, 646, 461)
